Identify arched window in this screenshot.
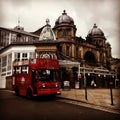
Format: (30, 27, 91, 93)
(39, 52, 54, 59)
(66, 46, 70, 56)
(84, 51, 97, 65)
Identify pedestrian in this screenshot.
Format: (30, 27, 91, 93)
(91, 79, 96, 88)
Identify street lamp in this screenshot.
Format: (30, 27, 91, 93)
(115, 68, 118, 88)
(109, 71, 114, 105)
(83, 60, 87, 100)
(77, 63, 81, 89)
(78, 63, 80, 75)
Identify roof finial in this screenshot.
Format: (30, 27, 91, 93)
(62, 10, 67, 15)
(18, 17, 20, 27)
(46, 18, 50, 25)
(93, 23, 97, 28)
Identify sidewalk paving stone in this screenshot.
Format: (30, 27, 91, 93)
(59, 88, 120, 113)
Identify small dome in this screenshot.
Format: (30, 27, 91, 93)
(105, 40, 110, 44)
(55, 10, 74, 25)
(39, 19, 56, 40)
(87, 24, 104, 36)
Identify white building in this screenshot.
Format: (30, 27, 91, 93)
(0, 26, 38, 88)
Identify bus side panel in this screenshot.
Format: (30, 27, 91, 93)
(14, 74, 32, 97)
(21, 74, 32, 96)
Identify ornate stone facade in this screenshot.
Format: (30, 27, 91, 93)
(52, 10, 119, 88)
(53, 10, 112, 68)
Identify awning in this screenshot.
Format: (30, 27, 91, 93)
(59, 60, 80, 68)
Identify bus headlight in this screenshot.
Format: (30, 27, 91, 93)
(55, 84, 58, 87)
(42, 83, 45, 88)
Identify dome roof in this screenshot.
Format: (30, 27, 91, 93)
(55, 10, 74, 25)
(39, 19, 56, 40)
(87, 24, 104, 36)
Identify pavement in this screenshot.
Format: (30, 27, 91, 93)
(58, 88, 120, 114)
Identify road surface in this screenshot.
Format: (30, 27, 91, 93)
(0, 90, 119, 120)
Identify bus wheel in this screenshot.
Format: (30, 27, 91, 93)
(15, 87, 19, 96)
(26, 89, 32, 99)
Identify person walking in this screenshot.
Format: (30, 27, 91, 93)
(91, 79, 96, 88)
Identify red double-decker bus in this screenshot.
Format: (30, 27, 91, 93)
(12, 58, 61, 99)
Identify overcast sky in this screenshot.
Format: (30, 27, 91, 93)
(0, 0, 120, 58)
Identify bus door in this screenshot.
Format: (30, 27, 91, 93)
(32, 70, 37, 94)
(18, 74, 26, 96)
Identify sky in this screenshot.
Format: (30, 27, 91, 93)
(0, 0, 120, 58)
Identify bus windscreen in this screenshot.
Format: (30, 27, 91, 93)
(34, 70, 58, 82)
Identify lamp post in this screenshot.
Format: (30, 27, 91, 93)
(77, 63, 81, 89)
(109, 72, 114, 105)
(83, 60, 87, 100)
(78, 63, 80, 75)
(109, 81, 114, 105)
(115, 68, 118, 88)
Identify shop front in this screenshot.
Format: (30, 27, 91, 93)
(59, 61, 117, 89)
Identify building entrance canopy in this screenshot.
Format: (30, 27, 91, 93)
(59, 60, 80, 68)
(79, 66, 116, 76)
(59, 60, 116, 76)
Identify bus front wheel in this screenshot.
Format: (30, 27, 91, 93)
(26, 89, 32, 99)
(15, 87, 19, 96)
